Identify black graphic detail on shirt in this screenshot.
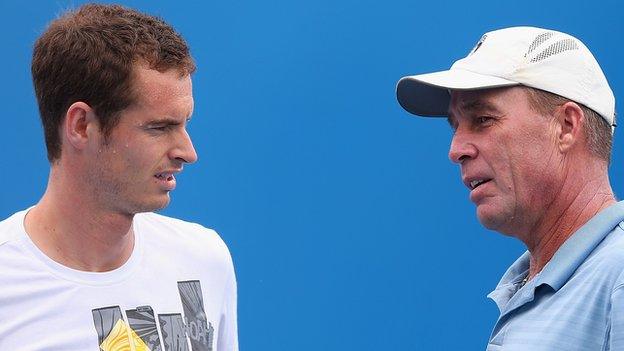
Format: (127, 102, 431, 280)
(159, 313, 190, 351)
(127, 305, 163, 351)
(92, 306, 124, 346)
(91, 280, 215, 351)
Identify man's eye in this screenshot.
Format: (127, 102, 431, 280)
(150, 124, 171, 131)
(476, 116, 493, 124)
(145, 126, 168, 134)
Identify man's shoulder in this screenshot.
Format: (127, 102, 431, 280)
(595, 221, 624, 256)
(135, 212, 232, 259)
(581, 221, 624, 284)
(0, 209, 28, 247)
(137, 211, 213, 232)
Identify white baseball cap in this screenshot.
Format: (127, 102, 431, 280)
(396, 26, 616, 129)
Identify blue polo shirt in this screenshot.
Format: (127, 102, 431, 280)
(487, 201, 624, 351)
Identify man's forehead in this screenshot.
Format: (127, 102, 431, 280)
(451, 90, 498, 109)
(447, 88, 519, 121)
(131, 65, 193, 103)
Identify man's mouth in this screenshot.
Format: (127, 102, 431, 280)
(155, 173, 175, 181)
(469, 179, 491, 190)
(154, 171, 178, 191)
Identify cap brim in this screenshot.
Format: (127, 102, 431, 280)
(396, 69, 519, 117)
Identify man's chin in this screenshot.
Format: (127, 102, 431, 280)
(476, 204, 506, 231)
(151, 197, 171, 212)
(128, 195, 171, 214)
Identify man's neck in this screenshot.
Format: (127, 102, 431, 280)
(24, 168, 136, 272)
(524, 174, 616, 279)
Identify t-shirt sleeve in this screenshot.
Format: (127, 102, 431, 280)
(217, 258, 238, 351)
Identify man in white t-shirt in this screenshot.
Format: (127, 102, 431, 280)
(0, 4, 237, 350)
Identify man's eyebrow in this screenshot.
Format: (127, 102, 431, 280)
(446, 98, 503, 127)
(145, 117, 188, 125)
(446, 99, 501, 121)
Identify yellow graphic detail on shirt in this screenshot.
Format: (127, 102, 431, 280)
(100, 319, 151, 351)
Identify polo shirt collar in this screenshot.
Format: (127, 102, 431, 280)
(488, 201, 624, 311)
(535, 200, 624, 291)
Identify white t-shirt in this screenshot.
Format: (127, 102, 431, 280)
(0, 209, 238, 351)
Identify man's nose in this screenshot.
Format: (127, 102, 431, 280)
(448, 130, 477, 164)
(171, 129, 198, 164)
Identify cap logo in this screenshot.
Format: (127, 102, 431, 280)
(469, 34, 487, 55)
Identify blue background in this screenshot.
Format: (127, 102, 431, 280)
(1, 0, 622, 349)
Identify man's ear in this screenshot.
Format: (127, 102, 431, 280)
(555, 101, 585, 154)
(64, 102, 98, 151)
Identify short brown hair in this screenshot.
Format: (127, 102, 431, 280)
(523, 87, 613, 163)
(32, 3, 196, 162)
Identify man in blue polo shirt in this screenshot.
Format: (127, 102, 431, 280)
(396, 27, 623, 350)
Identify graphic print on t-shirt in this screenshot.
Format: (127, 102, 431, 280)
(126, 306, 163, 351)
(92, 280, 215, 351)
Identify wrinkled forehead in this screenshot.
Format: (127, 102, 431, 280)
(448, 90, 495, 123)
(447, 87, 523, 124)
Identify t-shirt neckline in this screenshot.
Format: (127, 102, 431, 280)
(16, 208, 143, 286)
